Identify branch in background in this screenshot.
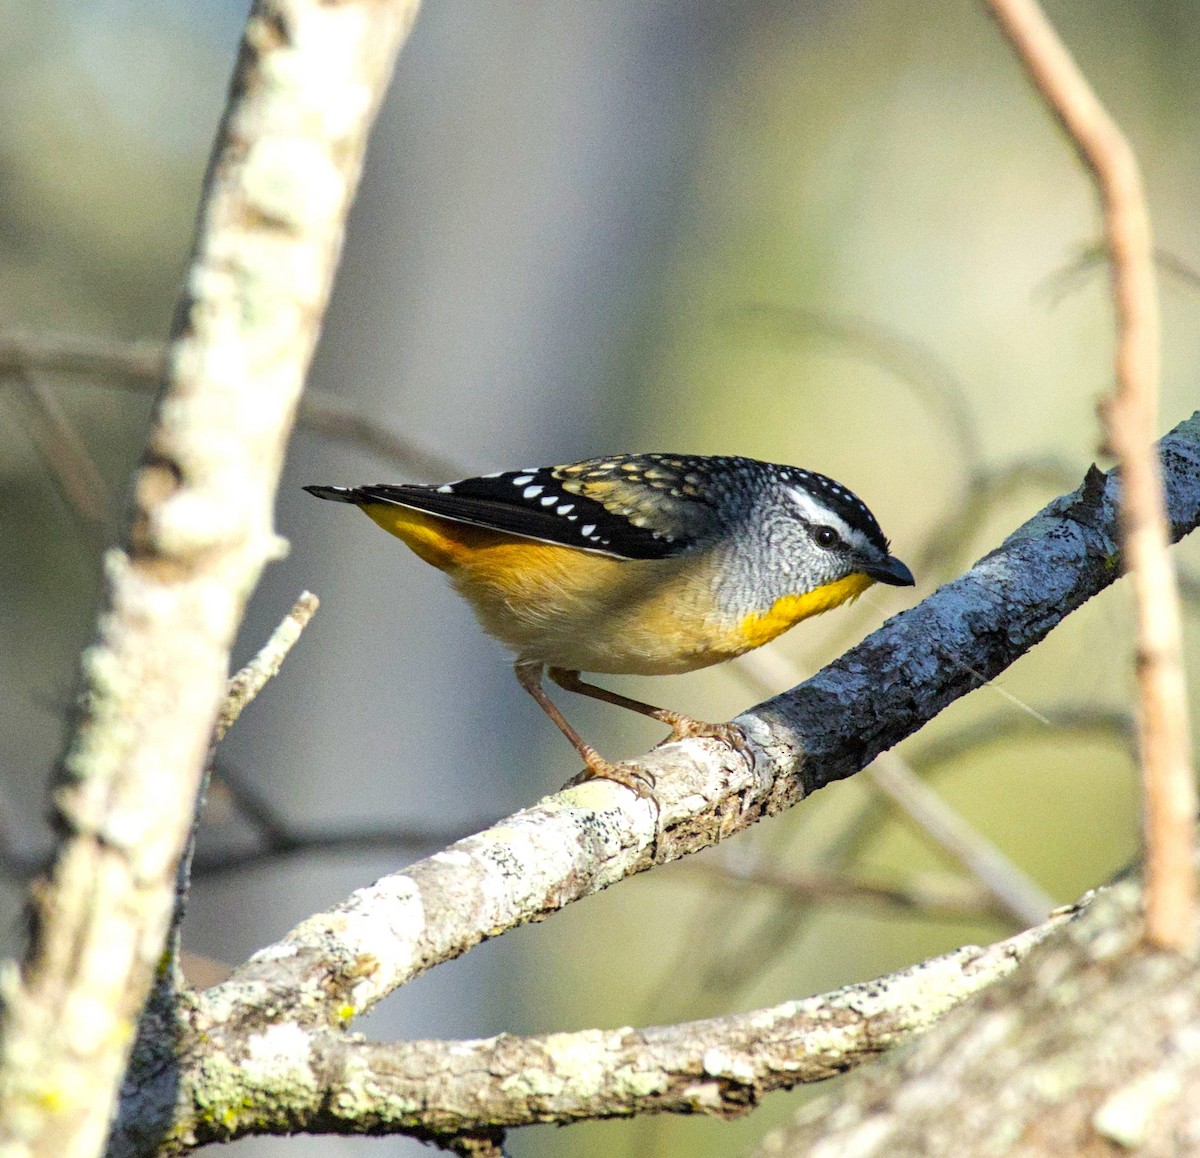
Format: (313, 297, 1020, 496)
(0, 2, 424, 1154)
(737, 648, 1053, 927)
(913, 455, 1079, 575)
(735, 305, 982, 475)
(131, 903, 1076, 1154)
(688, 858, 1007, 923)
(198, 760, 496, 877)
(984, 0, 1195, 950)
(7, 368, 111, 535)
(913, 705, 1135, 772)
(0, 331, 465, 480)
(868, 757, 1055, 923)
(1037, 243, 1200, 307)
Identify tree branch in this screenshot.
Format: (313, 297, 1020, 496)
(111, 411, 1200, 1152)
(188, 416, 1200, 1031)
(0, 2, 423, 1154)
(985, 0, 1195, 950)
(126, 902, 1076, 1154)
(749, 870, 1200, 1157)
(736, 649, 1055, 927)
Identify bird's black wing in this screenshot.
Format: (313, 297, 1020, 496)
(304, 454, 729, 560)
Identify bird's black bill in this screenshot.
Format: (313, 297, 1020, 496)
(863, 555, 915, 587)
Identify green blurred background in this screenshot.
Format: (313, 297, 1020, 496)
(1, 2, 1197, 1156)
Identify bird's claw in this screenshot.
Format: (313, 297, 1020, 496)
(656, 714, 756, 767)
(565, 759, 659, 803)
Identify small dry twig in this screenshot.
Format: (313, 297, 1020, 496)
(985, 0, 1195, 950)
(213, 591, 319, 743)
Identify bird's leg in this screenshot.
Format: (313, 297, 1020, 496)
(547, 668, 753, 765)
(513, 661, 655, 797)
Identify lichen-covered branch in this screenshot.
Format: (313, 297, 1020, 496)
(179, 415, 1199, 1040)
(130, 905, 1073, 1154)
(750, 871, 1200, 1158)
(0, 3, 422, 1156)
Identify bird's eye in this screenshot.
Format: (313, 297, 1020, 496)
(813, 525, 840, 548)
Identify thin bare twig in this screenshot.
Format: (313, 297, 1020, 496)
(985, 0, 1195, 950)
(213, 591, 319, 743)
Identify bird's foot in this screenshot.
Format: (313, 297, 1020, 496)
(564, 753, 658, 802)
(655, 713, 756, 767)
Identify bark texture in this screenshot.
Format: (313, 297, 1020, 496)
(0, 3, 422, 1156)
(751, 870, 1200, 1157)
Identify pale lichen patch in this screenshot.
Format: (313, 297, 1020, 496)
(540, 1029, 614, 1096)
(241, 1023, 316, 1090)
(701, 1047, 756, 1084)
(1092, 1069, 1180, 1148)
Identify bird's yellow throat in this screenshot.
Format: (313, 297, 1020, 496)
(737, 572, 874, 650)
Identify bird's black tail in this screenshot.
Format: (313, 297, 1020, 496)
(303, 485, 363, 504)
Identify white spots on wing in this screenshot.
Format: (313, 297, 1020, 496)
(512, 475, 534, 486)
(523, 485, 544, 498)
(436, 484, 454, 494)
(556, 503, 574, 515)
(566, 514, 578, 521)
(580, 524, 596, 537)
(539, 495, 557, 506)
(482, 471, 503, 479)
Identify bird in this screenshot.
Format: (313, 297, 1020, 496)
(305, 453, 913, 790)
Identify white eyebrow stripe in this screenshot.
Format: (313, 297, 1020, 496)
(784, 486, 832, 523)
(784, 487, 856, 543)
